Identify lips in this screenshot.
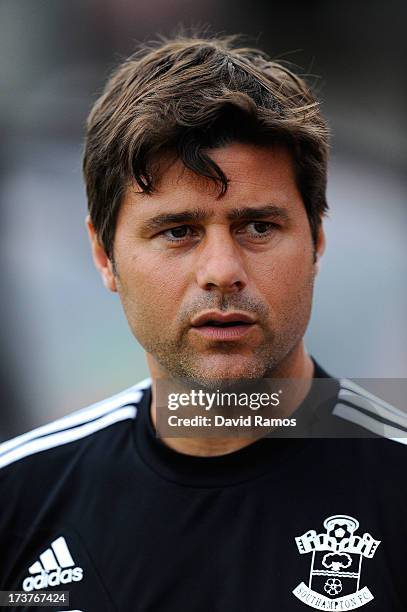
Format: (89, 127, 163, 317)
(191, 311, 256, 328)
(190, 311, 257, 341)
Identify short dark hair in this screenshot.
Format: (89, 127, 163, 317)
(83, 34, 329, 261)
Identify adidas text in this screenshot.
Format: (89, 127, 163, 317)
(23, 567, 83, 592)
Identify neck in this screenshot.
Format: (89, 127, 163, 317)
(148, 343, 314, 457)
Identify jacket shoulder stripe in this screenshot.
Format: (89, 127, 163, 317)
(333, 405, 407, 445)
(0, 405, 137, 469)
(338, 391, 407, 431)
(339, 378, 407, 421)
(0, 378, 150, 458)
(336, 379, 407, 444)
(337, 399, 407, 432)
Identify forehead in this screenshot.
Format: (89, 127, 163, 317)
(121, 142, 302, 217)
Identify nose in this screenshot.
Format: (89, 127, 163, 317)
(195, 228, 248, 293)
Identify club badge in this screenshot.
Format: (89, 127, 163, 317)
(292, 515, 380, 609)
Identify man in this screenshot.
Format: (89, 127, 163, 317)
(0, 35, 406, 612)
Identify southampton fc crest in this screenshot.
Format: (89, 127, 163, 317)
(292, 515, 380, 610)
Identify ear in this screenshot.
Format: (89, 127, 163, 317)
(86, 216, 117, 292)
(314, 224, 326, 275)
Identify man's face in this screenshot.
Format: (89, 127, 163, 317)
(91, 143, 324, 386)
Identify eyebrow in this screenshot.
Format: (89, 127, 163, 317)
(142, 204, 290, 231)
(227, 205, 290, 223)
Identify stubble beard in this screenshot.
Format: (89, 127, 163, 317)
(118, 270, 316, 391)
(139, 315, 308, 392)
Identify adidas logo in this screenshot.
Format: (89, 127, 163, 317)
(22, 536, 83, 592)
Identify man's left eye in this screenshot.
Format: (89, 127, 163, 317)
(245, 221, 275, 236)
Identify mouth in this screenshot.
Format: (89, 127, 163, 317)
(190, 312, 257, 341)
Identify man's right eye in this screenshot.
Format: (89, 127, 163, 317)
(163, 226, 193, 241)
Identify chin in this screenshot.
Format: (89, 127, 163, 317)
(178, 360, 269, 391)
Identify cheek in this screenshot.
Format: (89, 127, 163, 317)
(117, 250, 187, 326)
(253, 238, 314, 312)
